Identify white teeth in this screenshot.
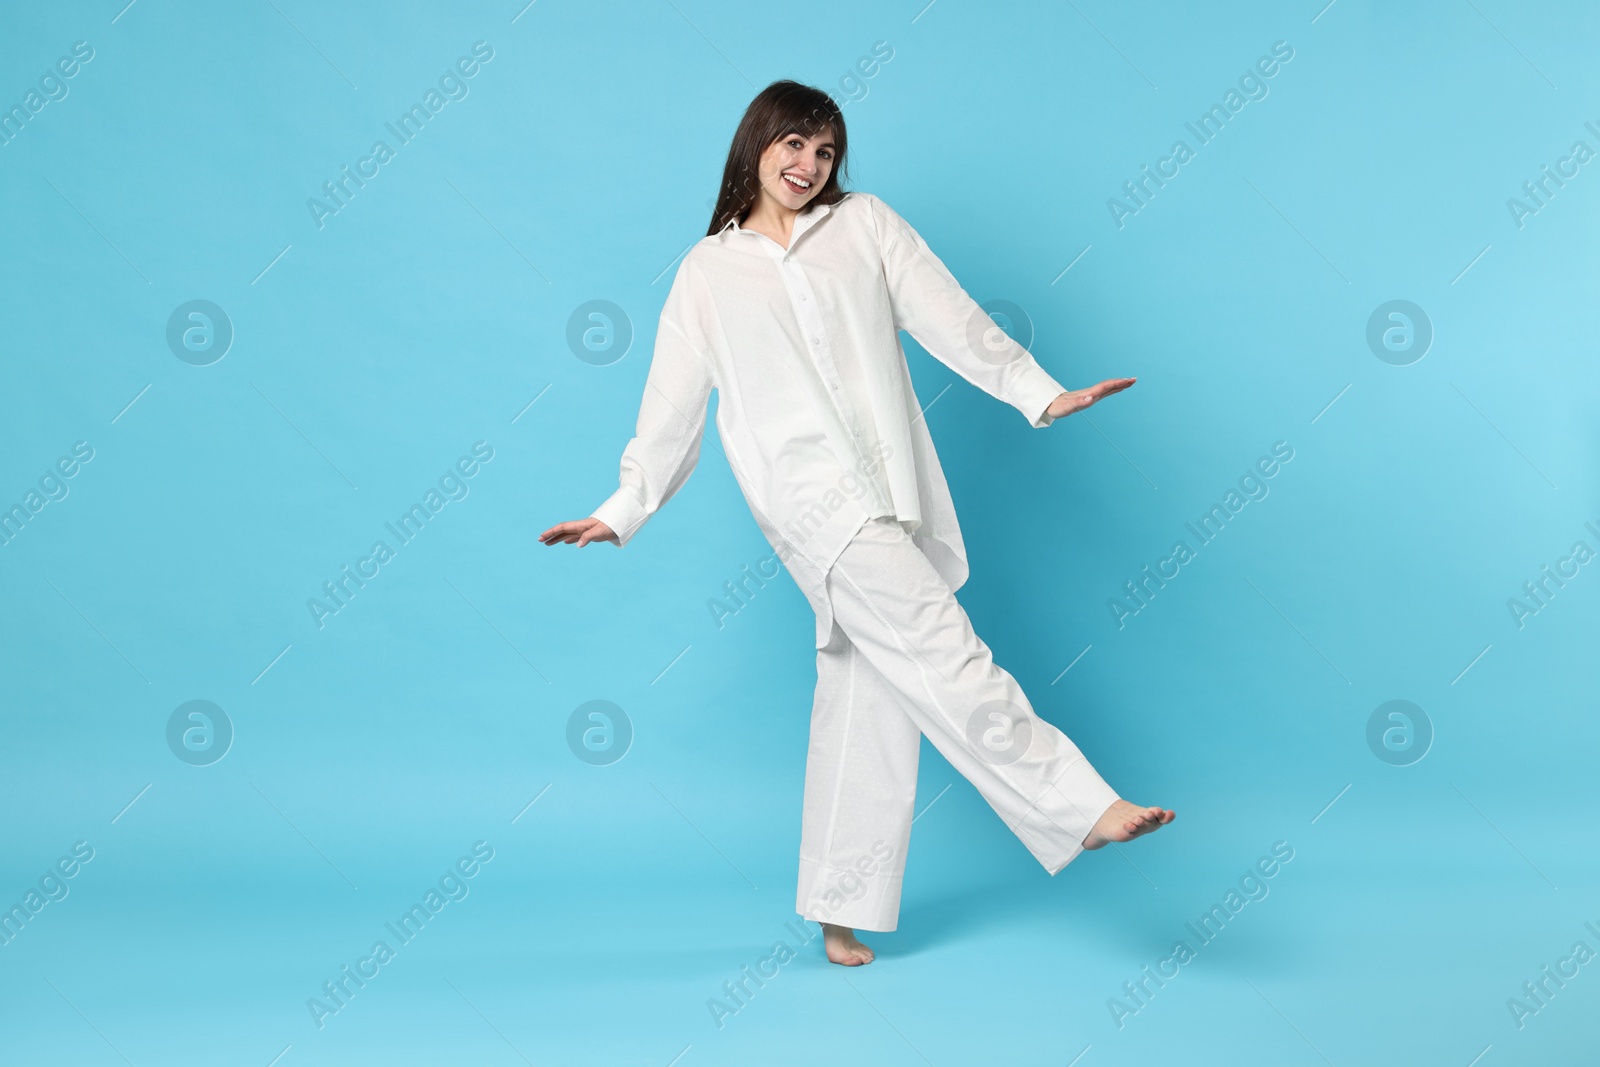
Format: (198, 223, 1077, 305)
(784, 174, 811, 189)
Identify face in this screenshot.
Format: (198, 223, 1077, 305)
(755, 126, 834, 211)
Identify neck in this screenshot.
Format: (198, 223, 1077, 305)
(743, 192, 804, 236)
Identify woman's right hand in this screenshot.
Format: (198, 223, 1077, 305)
(539, 517, 618, 547)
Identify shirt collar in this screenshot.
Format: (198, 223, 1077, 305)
(719, 195, 840, 244)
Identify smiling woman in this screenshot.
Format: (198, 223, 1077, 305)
(707, 80, 850, 238)
(541, 78, 1168, 968)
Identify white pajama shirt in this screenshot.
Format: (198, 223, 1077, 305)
(590, 191, 1071, 650)
(591, 191, 1122, 930)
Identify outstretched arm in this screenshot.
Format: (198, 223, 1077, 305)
(866, 192, 1134, 426)
(541, 267, 714, 549)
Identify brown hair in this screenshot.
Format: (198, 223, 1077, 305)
(706, 80, 849, 236)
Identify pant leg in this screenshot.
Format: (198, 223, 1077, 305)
(823, 518, 1122, 875)
(796, 619, 922, 933)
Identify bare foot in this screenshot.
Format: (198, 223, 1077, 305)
(1082, 800, 1175, 850)
(822, 923, 875, 965)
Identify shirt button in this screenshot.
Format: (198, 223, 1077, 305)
(799, 293, 808, 301)
(811, 337, 820, 346)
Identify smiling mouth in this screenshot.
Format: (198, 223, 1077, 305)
(782, 173, 813, 193)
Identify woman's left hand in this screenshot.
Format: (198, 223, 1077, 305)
(1046, 377, 1137, 419)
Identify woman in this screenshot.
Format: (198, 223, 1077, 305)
(541, 80, 1173, 966)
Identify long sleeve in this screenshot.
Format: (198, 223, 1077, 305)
(866, 193, 1067, 429)
(590, 265, 715, 546)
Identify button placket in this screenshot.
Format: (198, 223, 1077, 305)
(774, 231, 892, 519)
(783, 259, 857, 431)
(774, 251, 887, 516)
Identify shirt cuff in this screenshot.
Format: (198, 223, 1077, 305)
(1009, 360, 1069, 429)
(590, 490, 648, 547)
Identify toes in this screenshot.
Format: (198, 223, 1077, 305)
(1101, 805, 1173, 844)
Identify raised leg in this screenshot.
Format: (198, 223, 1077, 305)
(820, 519, 1135, 875)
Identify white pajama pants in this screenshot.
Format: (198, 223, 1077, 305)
(795, 516, 1122, 932)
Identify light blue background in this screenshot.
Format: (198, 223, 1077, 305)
(2, 1, 1597, 1064)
